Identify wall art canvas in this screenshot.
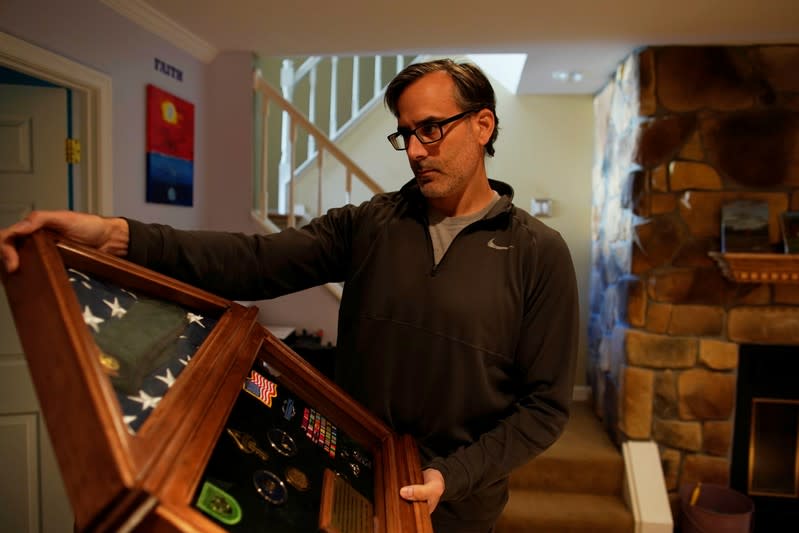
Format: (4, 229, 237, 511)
(146, 84, 194, 206)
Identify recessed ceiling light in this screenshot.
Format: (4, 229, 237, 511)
(552, 70, 583, 83)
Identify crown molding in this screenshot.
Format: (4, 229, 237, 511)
(101, 0, 218, 63)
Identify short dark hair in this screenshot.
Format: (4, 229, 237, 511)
(384, 58, 500, 157)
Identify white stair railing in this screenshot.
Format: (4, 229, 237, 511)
(266, 55, 421, 221)
(252, 70, 384, 230)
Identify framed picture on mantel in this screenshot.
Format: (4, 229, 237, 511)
(780, 211, 799, 253)
(721, 200, 772, 253)
(0, 230, 432, 533)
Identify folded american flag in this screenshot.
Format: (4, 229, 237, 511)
(68, 267, 218, 433)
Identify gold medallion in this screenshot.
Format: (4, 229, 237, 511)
(98, 351, 120, 375)
(285, 466, 310, 492)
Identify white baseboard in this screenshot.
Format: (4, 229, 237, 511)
(572, 385, 591, 401)
(622, 440, 673, 533)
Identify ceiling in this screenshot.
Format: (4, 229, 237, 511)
(135, 0, 799, 95)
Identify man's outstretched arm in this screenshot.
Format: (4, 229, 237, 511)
(0, 210, 129, 272)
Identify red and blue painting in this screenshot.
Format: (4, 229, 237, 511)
(146, 84, 194, 206)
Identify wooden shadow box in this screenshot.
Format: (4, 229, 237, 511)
(1, 231, 432, 533)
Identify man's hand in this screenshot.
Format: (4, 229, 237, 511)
(399, 468, 445, 514)
(0, 210, 129, 273)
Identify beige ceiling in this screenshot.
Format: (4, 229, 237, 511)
(140, 0, 799, 94)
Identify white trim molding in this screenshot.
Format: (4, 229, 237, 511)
(101, 0, 218, 63)
(0, 31, 114, 215)
(572, 385, 591, 402)
(622, 440, 674, 533)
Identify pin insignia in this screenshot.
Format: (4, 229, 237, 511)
(227, 428, 269, 462)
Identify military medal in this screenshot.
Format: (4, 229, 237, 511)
(267, 427, 298, 457)
(351, 449, 372, 469)
(253, 469, 288, 505)
(285, 466, 310, 492)
(227, 428, 269, 461)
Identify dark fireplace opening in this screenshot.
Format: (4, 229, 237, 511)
(732, 344, 799, 532)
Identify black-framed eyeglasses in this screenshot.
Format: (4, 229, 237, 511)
(387, 110, 475, 151)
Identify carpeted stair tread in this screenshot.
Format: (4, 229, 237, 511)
(497, 400, 634, 532)
(495, 490, 635, 533)
(509, 400, 624, 495)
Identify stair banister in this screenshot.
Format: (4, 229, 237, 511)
(329, 57, 339, 137)
(255, 55, 423, 231)
(289, 119, 297, 228)
(352, 56, 360, 120)
(278, 59, 294, 214)
(308, 64, 317, 157)
(259, 96, 270, 219)
(374, 56, 382, 95)
(253, 70, 383, 228)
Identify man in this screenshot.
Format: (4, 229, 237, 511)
(1, 59, 579, 533)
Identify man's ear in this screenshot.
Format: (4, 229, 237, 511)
(473, 108, 495, 146)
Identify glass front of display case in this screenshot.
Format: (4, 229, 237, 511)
(67, 266, 220, 433)
(194, 358, 376, 531)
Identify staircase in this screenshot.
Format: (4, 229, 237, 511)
(495, 400, 635, 533)
(253, 55, 422, 230)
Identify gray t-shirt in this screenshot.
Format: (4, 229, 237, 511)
(428, 191, 500, 265)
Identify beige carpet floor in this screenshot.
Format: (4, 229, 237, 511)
(495, 400, 634, 532)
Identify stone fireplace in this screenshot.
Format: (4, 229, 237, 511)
(590, 44, 799, 526)
(731, 344, 798, 528)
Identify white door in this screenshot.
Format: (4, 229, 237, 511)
(0, 84, 73, 532)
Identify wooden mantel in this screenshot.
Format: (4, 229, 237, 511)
(709, 252, 799, 284)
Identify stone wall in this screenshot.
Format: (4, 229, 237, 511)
(590, 45, 799, 516)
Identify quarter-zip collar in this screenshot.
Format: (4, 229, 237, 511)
(398, 177, 515, 222)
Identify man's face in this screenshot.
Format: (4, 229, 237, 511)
(395, 71, 487, 201)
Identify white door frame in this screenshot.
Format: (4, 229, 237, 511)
(0, 31, 113, 214)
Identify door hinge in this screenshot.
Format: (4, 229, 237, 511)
(66, 138, 81, 164)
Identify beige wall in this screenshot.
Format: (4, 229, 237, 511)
(491, 90, 594, 388)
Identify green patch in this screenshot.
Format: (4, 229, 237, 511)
(196, 481, 242, 525)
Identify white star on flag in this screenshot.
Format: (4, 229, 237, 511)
(127, 390, 161, 410)
(69, 269, 91, 288)
(186, 312, 206, 328)
(103, 297, 127, 318)
(82, 306, 104, 333)
(123, 415, 138, 435)
(121, 288, 138, 300)
(68, 268, 90, 280)
(155, 368, 176, 387)
(179, 355, 192, 366)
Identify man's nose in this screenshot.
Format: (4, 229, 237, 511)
(405, 135, 427, 159)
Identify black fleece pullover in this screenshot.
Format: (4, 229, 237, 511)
(125, 178, 580, 530)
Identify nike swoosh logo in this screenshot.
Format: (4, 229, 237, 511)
(487, 238, 513, 250)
